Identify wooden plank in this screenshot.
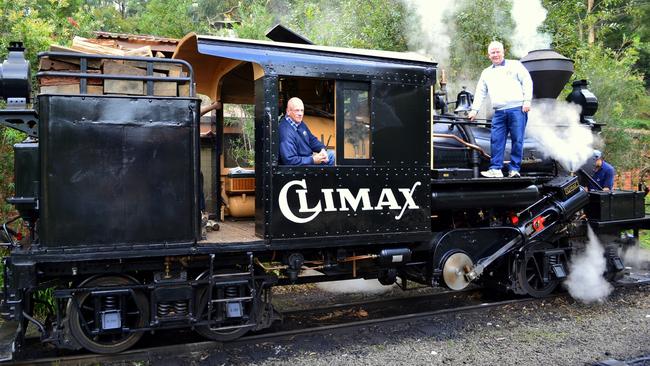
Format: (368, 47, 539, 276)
(87, 85, 104, 95)
(39, 70, 102, 86)
(154, 81, 178, 97)
(124, 61, 183, 73)
(155, 51, 166, 58)
(125, 46, 153, 57)
(83, 38, 118, 47)
(178, 83, 190, 97)
(103, 61, 146, 76)
(47, 44, 102, 69)
(39, 57, 79, 71)
(40, 84, 80, 94)
(104, 80, 143, 95)
(71, 36, 125, 56)
(49, 44, 84, 53)
(103, 61, 145, 95)
(167, 66, 184, 77)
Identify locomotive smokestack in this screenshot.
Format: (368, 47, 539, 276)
(520, 49, 574, 99)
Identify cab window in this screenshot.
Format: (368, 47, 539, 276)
(337, 82, 371, 164)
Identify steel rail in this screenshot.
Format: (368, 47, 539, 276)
(10, 277, 650, 366)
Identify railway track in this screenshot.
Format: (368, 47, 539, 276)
(9, 275, 650, 366)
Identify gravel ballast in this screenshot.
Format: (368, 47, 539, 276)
(152, 283, 649, 366)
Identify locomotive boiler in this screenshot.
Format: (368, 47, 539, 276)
(0, 30, 648, 359)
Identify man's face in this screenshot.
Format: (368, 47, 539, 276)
(287, 100, 304, 123)
(488, 46, 505, 65)
(595, 157, 603, 168)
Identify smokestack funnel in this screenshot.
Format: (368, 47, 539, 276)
(520, 49, 574, 99)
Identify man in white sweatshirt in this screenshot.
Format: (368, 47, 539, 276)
(468, 41, 533, 178)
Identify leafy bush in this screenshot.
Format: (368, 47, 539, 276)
(0, 128, 26, 224)
(572, 44, 646, 124)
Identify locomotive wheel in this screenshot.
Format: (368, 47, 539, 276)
(516, 242, 559, 298)
(67, 276, 149, 354)
(442, 252, 474, 290)
(194, 287, 250, 341)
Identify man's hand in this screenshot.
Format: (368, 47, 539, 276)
(468, 110, 477, 121)
(313, 149, 329, 164)
(522, 105, 530, 113)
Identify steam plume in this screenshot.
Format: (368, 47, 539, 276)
(510, 0, 552, 57)
(317, 278, 396, 294)
(526, 100, 595, 172)
(564, 227, 613, 303)
(400, 0, 458, 66)
(622, 245, 650, 271)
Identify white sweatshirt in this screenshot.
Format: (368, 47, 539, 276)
(470, 59, 533, 112)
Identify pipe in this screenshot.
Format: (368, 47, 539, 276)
(432, 185, 539, 210)
(432, 133, 491, 159)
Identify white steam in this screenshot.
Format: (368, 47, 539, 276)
(564, 227, 613, 303)
(316, 278, 396, 294)
(400, 0, 458, 66)
(622, 245, 650, 270)
(526, 100, 594, 172)
(299, 269, 396, 294)
(510, 0, 552, 57)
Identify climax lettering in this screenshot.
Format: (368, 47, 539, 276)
(278, 179, 421, 224)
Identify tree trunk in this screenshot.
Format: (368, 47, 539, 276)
(587, 0, 595, 44)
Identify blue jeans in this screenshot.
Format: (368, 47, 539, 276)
(324, 150, 336, 166)
(490, 107, 527, 172)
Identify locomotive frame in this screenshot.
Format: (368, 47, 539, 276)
(0, 33, 648, 358)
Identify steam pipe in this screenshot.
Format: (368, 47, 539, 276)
(432, 133, 491, 159)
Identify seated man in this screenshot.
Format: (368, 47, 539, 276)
(279, 97, 335, 165)
(588, 150, 615, 191)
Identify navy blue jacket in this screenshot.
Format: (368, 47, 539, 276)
(589, 160, 615, 190)
(279, 117, 325, 165)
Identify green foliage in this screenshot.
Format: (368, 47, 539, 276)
(446, 0, 516, 81)
(226, 0, 409, 51)
(135, 0, 210, 38)
(620, 118, 650, 130)
(224, 105, 255, 167)
(572, 44, 646, 123)
(34, 288, 57, 318)
(228, 0, 277, 40)
(601, 127, 650, 172)
(0, 128, 26, 223)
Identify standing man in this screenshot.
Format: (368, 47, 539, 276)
(588, 150, 615, 191)
(469, 41, 533, 178)
(279, 97, 335, 166)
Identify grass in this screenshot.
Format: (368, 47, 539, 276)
(620, 118, 650, 130)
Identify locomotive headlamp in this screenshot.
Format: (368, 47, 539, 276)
(0, 42, 31, 106)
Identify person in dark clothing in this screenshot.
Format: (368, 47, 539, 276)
(279, 97, 335, 166)
(589, 149, 615, 191)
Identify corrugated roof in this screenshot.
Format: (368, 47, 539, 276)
(94, 31, 178, 45)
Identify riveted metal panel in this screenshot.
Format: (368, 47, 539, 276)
(255, 76, 278, 239)
(371, 82, 430, 166)
(39, 95, 200, 247)
(268, 166, 430, 240)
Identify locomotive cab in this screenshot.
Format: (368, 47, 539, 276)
(175, 33, 434, 245)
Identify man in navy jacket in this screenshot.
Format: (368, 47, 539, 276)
(279, 97, 335, 165)
(589, 150, 615, 191)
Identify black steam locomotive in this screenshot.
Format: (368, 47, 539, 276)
(0, 30, 648, 359)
